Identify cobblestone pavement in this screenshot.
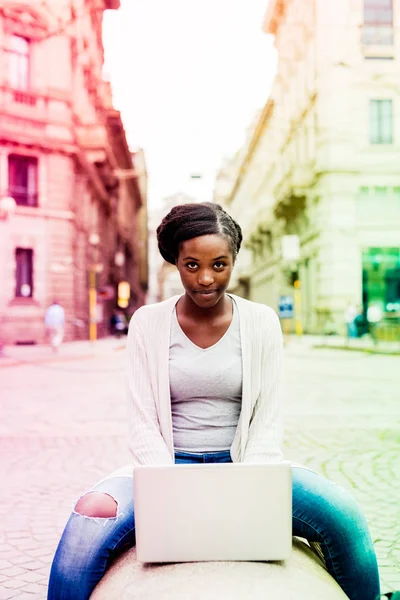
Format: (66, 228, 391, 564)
(0, 338, 399, 598)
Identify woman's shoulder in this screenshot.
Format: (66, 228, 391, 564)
(231, 294, 279, 323)
(130, 295, 181, 326)
(231, 295, 282, 346)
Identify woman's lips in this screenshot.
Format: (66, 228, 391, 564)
(195, 290, 218, 295)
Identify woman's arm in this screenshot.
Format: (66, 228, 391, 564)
(126, 315, 174, 465)
(243, 307, 284, 463)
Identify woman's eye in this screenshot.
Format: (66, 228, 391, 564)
(186, 263, 198, 269)
(214, 262, 226, 269)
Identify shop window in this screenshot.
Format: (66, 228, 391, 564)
(9, 35, 30, 89)
(369, 99, 393, 144)
(363, 0, 393, 45)
(8, 155, 38, 207)
(15, 248, 34, 298)
(362, 248, 400, 313)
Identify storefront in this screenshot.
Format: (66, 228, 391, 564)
(362, 248, 400, 338)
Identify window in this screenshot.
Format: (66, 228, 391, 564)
(8, 155, 38, 207)
(15, 248, 33, 298)
(358, 186, 400, 219)
(369, 99, 393, 144)
(363, 0, 393, 45)
(362, 248, 400, 313)
(9, 35, 30, 89)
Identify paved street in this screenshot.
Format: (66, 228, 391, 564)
(0, 337, 399, 598)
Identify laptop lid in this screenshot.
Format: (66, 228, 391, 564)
(133, 462, 292, 563)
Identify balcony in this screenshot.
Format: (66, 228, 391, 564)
(12, 89, 37, 106)
(0, 86, 73, 146)
(273, 190, 307, 232)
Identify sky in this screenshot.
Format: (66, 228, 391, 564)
(103, 0, 277, 208)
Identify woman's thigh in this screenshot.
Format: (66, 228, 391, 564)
(292, 466, 371, 543)
(292, 466, 380, 600)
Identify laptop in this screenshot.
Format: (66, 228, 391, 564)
(133, 461, 292, 563)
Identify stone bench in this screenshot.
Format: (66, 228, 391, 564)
(91, 539, 348, 599)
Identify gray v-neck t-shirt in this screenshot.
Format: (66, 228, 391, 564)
(169, 300, 242, 453)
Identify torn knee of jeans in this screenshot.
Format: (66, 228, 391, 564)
(73, 491, 118, 519)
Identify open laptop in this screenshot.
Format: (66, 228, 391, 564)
(133, 462, 292, 563)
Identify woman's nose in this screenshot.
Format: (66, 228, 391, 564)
(197, 270, 214, 285)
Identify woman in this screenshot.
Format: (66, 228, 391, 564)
(48, 202, 380, 600)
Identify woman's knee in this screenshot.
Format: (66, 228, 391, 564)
(292, 467, 369, 542)
(75, 491, 118, 518)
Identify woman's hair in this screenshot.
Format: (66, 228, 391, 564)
(156, 202, 243, 265)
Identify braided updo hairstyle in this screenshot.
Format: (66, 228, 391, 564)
(156, 202, 243, 265)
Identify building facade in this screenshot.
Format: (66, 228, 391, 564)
(216, 0, 400, 335)
(0, 0, 148, 344)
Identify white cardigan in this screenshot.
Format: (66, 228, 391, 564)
(120, 293, 284, 471)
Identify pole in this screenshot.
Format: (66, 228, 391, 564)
(282, 317, 291, 346)
(294, 279, 303, 336)
(89, 267, 97, 342)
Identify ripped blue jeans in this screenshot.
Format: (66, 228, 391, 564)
(47, 451, 380, 600)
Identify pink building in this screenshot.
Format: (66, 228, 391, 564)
(0, 0, 148, 344)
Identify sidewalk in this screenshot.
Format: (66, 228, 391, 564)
(285, 333, 400, 355)
(1, 332, 398, 369)
(0, 336, 127, 368)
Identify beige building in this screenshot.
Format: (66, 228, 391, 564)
(0, 0, 148, 344)
(216, 0, 400, 335)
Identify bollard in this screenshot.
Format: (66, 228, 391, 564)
(91, 539, 348, 600)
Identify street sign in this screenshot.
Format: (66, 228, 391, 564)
(282, 235, 300, 262)
(278, 295, 294, 319)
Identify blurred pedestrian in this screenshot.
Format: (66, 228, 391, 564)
(353, 305, 367, 338)
(344, 302, 358, 339)
(110, 309, 128, 337)
(44, 300, 65, 352)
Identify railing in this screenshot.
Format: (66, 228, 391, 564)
(0, 85, 72, 125)
(377, 320, 400, 342)
(12, 90, 37, 106)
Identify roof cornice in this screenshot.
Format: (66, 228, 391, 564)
(225, 99, 275, 205)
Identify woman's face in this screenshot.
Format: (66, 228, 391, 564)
(176, 234, 234, 309)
